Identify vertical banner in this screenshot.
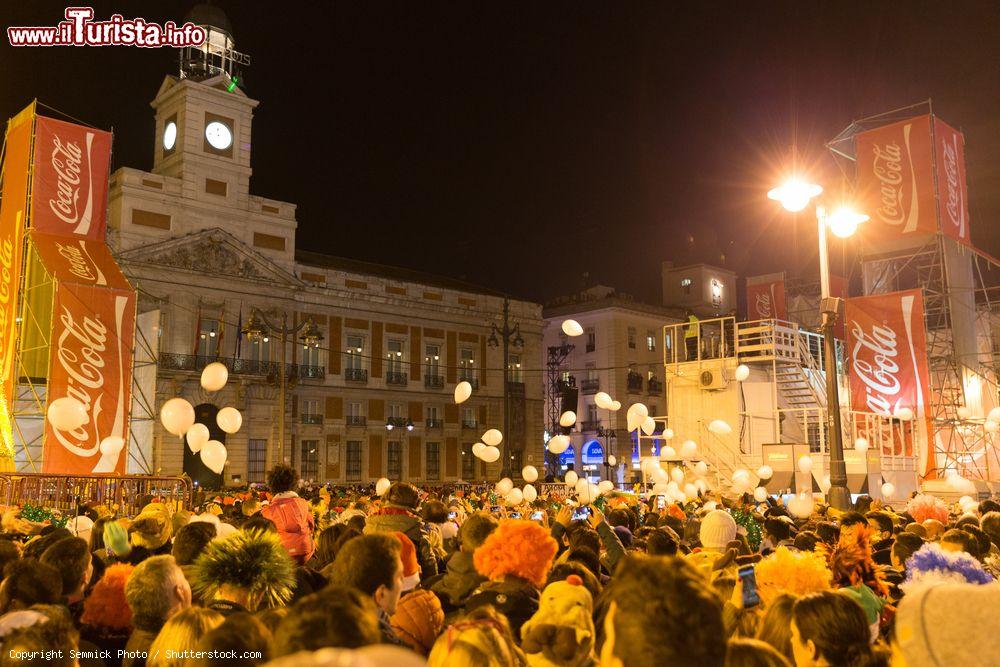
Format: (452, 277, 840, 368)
(933, 117, 971, 247)
(746, 273, 787, 320)
(42, 284, 135, 474)
(855, 115, 938, 242)
(845, 289, 931, 468)
(31, 116, 112, 241)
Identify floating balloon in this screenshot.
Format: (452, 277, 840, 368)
(651, 482, 670, 495)
(47, 397, 88, 431)
(523, 484, 538, 503)
(679, 440, 698, 458)
(609, 400, 622, 411)
(598, 480, 615, 494)
(496, 478, 514, 495)
(480, 446, 501, 463)
(559, 411, 577, 428)
(895, 407, 914, 421)
(580, 483, 601, 504)
(753, 486, 768, 502)
(99, 436, 125, 456)
(670, 467, 685, 483)
(694, 461, 709, 477)
(652, 466, 669, 483)
(787, 493, 814, 519)
(986, 420, 1000, 434)
(561, 319, 584, 337)
(684, 483, 698, 499)
(575, 478, 591, 495)
(881, 482, 895, 499)
(731, 479, 751, 495)
(506, 488, 523, 505)
(607, 455, 617, 466)
(819, 474, 831, 493)
(187, 423, 210, 453)
(662, 428, 674, 440)
(482, 429, 503, 447)
(756, 465, 773, 480)
(854, 437, 869, 452)
(708, 419, 732, 435)
(798, 455, 813, 473)
(957, 406, 972, 420)
(472, 442, 487, 458)
(160, 397, 195, 437)
(947, 473, 976, 495)
(200, 362, 229, 392)
(734, 364, 750, 381)
(641, 416, 656, 436)
(200, 440, 227, 474)
(375, 478, 392, 496)
(216, 407, 243, 434)
(732, 468, 750, 483)
(522, 465, 538, 483)
(454, 381, 472, 404)
(594, 392, 614, 410)
(989, 407, 1000, 423)
(659, 445, 677, 460)
(627, 402, 649, 422)
(564, 470, 579, 487)
(547, 435, 570, 454)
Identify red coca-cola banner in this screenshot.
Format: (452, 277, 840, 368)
(746, 274, 787, 320)
(934, 117, 971, 247)
(42, 283, 135, 474)
(31, 116, 112, 242)
(29, 231, 131, 290)
(855, 115, 938, 242)
(845, 289, 931, 459)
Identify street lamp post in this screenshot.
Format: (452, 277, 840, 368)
(488, 297, 524, 479)
(768, 180, 868, 510)
(596, 424, 617, 483)
(242, 308, 324, 465)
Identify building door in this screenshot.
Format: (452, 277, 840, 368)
(387, 441, 402, 480)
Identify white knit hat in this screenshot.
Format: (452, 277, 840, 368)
(699, 509, 737, 550)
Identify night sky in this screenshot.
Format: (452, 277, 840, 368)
(4, 1, 1000, 304)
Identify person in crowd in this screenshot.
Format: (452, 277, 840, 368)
(755, 593, 796, 664)
(726, 638, 793, 667)
(687, 509, 738, 577)
(324, 532, 407, 646)
(0, 606, 79, 667)
(126, 503, 175, 564)
(147, 607, 224, 667)
(0, 559, 63, 614)
(307, 523, 360, 571)
(188, 612, 271, 667)
(261, 465, 315, 564)
(763, 517, 795, 552)
(79, 563, 134, 667)
(429, 513, 498, 616)
(427, 605, 528, 667)
(790, 591, 887, 667)
(940, 527, 981, 559)
(171, 521, 217, 596)
(123, 555, 192, 667)
(40, 536, 93, 622)
(645, 527, 680, 556)
(0, 540, 19, 575)
(546, 561, 602, 600)
(364, 482, 438, 578)
(272, 585, 381, 654)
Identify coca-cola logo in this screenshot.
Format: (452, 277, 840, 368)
(849, 319, 904, 415)
(55, 241, 104, 285)
(870, 123, 920, 233)
(0, 235, 14, 375)
(755, 291, 772, 317)
(46, 131, 96, 236)
(52, 304, 108, 456)
(941, 133, 965, 237)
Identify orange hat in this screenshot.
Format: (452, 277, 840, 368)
(394, 532, 421, 591)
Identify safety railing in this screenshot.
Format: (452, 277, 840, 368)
(0, 474, 193, 515)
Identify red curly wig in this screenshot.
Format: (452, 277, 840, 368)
(473, 519, 558, 588)
(81, 563, 134, 631)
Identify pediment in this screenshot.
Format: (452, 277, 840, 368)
(117, 228, 302, 287)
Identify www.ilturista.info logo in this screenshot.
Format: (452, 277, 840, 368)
(8, 7, 206, 48)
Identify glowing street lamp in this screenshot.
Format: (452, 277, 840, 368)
(767, 180, 823, 213)
(826, 206, 869, 239)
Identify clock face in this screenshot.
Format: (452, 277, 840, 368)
(163, 121, 177, 150)
(204, 121, 233, 150)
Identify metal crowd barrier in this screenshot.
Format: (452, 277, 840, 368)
(0, 473, 194, 515)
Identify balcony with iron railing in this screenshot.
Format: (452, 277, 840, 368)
(159, 353, 324, 380)
(346, 415, 367, 427)
(426, 418, 443, 429)
(458, 374, 479, 390)
(580, 420, 599, 432)
(386, 416, 410, 428)
(580, 379, 600, 394)
(345, 368, 368, 383)
(300, 414, 323, 425)
(386, 371, 408, 386)
(424, 374, 444, 389)
(461, 419, 478, 430)
(627, 373, 643, 393)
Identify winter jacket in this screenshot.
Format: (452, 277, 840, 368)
(365, 507, 439, 578)
(466, 577, 540, 642)
(378, 608, 408, 647)
(428, 551, 487, 615)
(390, 589, 445, 655)
(262, 492, 315, 564)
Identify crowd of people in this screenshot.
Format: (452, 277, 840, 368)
(0, 464, 997, 666)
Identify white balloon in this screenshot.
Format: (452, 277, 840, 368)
(480, 446, 501, 463)
(798, 455, 813, 473)
(582, 483, 601, 504)
(627, 403, 649, 422)
(627, 413, 640, 432)
(787, 493, 814, 519)
(160, 397, 195, 437)
(506, 488, 524, 505)
(694, 461, 709, 477)
(881, 482, 895, 499)
(496, 477, 514, 495)
(609, 400, 622, 411)
(595, 392, 614, 410)
(652, 466, 669, 483)
(662, 428, 674, 440)
(200, 362, 229, 392)
(957, 406, 972, 420)
(651, 482, 670, 495)
(731, 479, 751, 495)
(216, 407, 243, 434)
(375, 478, 392, 496)
(608, 455, 617, 466)
(200, 440, 227, 474)
(559, 411, 577, 427)
(819, 474, 832, 493)
(47, 397, 88, 431)
(575, 478, 591, 495)
(670, 467, 685, 483)
(99, 436, 125, 456)
(734, 364, 750, 381)
(986, 420, 1000, 434)
(482, 429, 503, 447)
(641, 416, 656, 436)
(895, 407, 914, 421)
(679, 440, 698, 458)
(695, 479, 709, 494)
(561, 319, 584, 337)
(187, 423, 210, 453)
(732, 468, 750, 482)
(454, 381, 473, 404)
(947, 473, 976, 495)
(522, 465, 538, 483)
(564, 470, 579, 486)
(989, 407, 1000, 422)
(708, 419, 732, 435)
(684, 483, 698, 499)
(753, 486, 768, 502)
(659, 445, 677, 460)
(472, 442, 487, 458)
(854, 437, 869, 452)
(756, 465, 773, 480)
(547, 435, 570, 454)
(598, 480, 615, 494)
(523, 484, 538, 503)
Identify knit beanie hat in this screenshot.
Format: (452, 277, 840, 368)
(394, 532, 421, 592)
(130, 503, 172, 551)
(895, 583, 1000, 667)
(66, 516, 94, 543)
(700, 510, 737, 550)
(390, 588, 445, 655)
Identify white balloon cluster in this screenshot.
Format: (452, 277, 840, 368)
(470, 429, 503, 463)
(594, 392, 621, 411)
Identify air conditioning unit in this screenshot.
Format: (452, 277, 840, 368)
(699, 369, 728, 390)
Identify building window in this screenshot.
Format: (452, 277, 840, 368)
(711, 278, 723, 306)
(508, 355, 523, 383)
(387, 340, 405, 375)
(587, 365, 598, 381)
(425, 343, 441, 378)
(247, 439, 266, 484)
(462, 406, 477, 429)
(300, 439, 318, 480)
(348, 402, 362, 418)
(586, 328, 595, 353)
(388, 403, 403, 419)
(460, 348, 477, 383)
(462, 445, 476, 479)
(197, 318, 219, 357)
(346, 335, 365, 370)
(681, 278, 692, 295)
(426, 442, 440, 480)
(346, 441, 362, 480)
(387, 441, 402, 480)
(301, 339, 321, 367)
(587, 403, 599, 423)
(647, 330, 656, 351)
(627, 327, 636, 350)
(561, 370, 571, 383)
(250, 335, 271, 362)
